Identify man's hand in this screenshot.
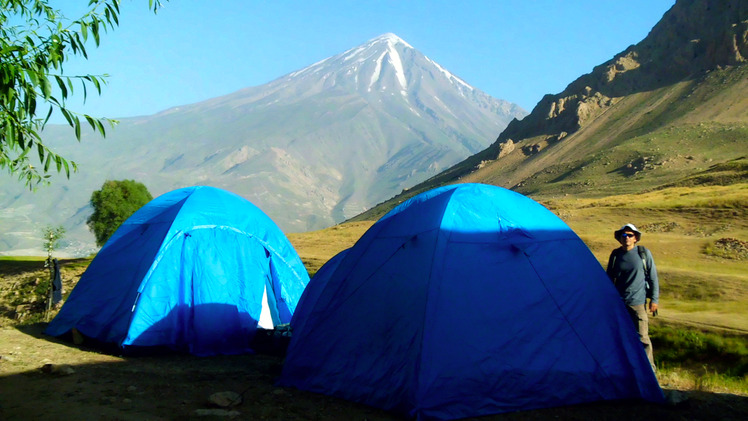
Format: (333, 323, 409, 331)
(650, 301, 658, 316)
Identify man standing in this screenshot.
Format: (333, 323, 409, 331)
(606, 223, 659, 372)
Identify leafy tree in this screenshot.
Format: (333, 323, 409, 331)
(1, 0, 163, 187)
(87, 179, 152, 246)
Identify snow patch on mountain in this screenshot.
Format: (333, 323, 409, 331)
(425, 56, 473, 92)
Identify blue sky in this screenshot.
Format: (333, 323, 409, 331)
(57, 0, 676, 122)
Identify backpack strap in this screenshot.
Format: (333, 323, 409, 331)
(637, 246, 649, 276)
(606, 250, 618, 284)
(637, 245, 652, 297)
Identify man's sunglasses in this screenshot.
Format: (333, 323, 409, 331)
(620, 233, 636, 238)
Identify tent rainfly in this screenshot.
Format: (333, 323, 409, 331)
(280, 183, 664, 420)
(45, 186, 309, 356)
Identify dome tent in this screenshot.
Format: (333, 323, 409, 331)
(45, 186, 309, 356)
(280, 183, 663, 420)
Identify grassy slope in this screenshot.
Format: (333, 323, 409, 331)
(350, 65, 748, 223)
(545, 185, 748, 332)
(471, 65, 747, 197)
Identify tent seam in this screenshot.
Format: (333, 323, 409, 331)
(522, 248, 617, 390)
(412, 194, 455, 417)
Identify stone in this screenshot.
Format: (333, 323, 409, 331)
(40, 363, 75, 376)
(664, 389, 689, 406)
(209, 391, 242, 408)
(497, 139, 515, 158)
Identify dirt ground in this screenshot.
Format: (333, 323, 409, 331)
(1, 324, 747, 421)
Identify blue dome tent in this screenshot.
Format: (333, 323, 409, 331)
(45, 186, 309, 356)
(280, 183, 663, 420)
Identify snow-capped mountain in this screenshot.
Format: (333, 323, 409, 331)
(0, 33, 527, 256)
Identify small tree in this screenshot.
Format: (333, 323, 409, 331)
(41, 224, 65, 310)
(42, 224, 66, 263)
(87, 179, 152, 246)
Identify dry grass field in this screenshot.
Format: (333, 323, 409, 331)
(543, 184, 748, 333)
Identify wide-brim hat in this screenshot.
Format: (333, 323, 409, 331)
(615, 223, 641, 241)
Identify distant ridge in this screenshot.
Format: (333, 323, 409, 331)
(0, 33, 526, 256)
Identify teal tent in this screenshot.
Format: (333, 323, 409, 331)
(45, 186, 309, 356)
(281, 183, 663, 419)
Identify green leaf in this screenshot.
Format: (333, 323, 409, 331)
(54, 75, 68, 98)
(91, 18, 101, 45)
(60, 108, 73, 127)
(43, 105, 53, 126)
(74, 116, 81, 139)
(5, 123, 16, 148)
(95, 119, 106, 136)
(40, 75, 52, 99)
(26, 69, 38, 86)
(89, 75, 102, 94)
(85, 115, 97, 131)
(17, 131, 26, 150)
(107, 3, 120, 26)
(0, 45, 23, 55)
(80, 21, 88, 41)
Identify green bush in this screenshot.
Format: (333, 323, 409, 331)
(87, 179, 153, 246)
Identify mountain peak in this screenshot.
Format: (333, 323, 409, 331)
(366, 33, 413, 49)
(286, 32, 474, 95)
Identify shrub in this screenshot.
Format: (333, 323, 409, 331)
(651, 324, 748, 378)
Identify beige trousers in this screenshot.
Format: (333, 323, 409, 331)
(627, 304, 655, 372)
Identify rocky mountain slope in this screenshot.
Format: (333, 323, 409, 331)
(353, 0, 747, 222)
(0, 33, 526, 256)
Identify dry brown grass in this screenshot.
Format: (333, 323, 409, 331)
(287, 221, 373, 276)
(547, 185, 748, 333)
